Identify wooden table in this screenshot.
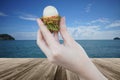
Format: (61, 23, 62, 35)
(0, 58, 119, 80)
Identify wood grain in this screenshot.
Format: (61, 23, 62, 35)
(0, 58, 119, 80)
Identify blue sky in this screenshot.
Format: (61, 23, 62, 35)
(0, 0, 120, 40)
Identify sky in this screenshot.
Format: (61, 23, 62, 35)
(0, 0, 120, 40)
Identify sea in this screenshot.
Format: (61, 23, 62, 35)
(0, 40, 120, 58)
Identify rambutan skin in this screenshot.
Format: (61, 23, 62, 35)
(41, 16, 61, 33)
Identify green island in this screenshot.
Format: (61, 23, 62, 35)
(0, 34, 15, 40)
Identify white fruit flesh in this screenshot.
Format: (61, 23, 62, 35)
(43, 6, 59, 17)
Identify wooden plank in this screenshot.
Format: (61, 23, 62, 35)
(0, 58, 119, 80)
(92, 58, 120, 80)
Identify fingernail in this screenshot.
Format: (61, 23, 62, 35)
(37, 19, 44, 26)
(63, 16, 65, 21)
(37, 18, 39, 23)
(39, 19, 44, 25)
(60, 17, 66, 27)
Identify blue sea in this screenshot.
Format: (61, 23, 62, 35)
(0, 40, 120, 58)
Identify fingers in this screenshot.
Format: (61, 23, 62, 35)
(37, 19, 58, 48)
(37, 30, 50, 57)
(54, 32, 59, 42)
(60, 17, 74, 45)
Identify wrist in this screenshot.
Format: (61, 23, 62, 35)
(78, 74, 108, 80)
(77, 59, 108, 80)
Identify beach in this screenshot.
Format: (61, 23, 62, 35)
(0, 58, 119, 80)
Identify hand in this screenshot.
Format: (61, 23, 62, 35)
(36, 17, 108, 80)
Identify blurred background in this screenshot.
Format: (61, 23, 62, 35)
(0, 0, 120, 58)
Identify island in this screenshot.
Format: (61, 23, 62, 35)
(113, 37, 120, 40)
(0, 34, 15, 40)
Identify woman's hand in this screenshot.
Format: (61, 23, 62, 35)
(36, 17, 108, 80)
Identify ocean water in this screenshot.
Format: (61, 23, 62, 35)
(0, 40, 120, 58)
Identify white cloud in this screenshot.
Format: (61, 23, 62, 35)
(11, 32, 37, 40)
(10, 25, 120, 40)
(67, 26, 120, 40)
(91, 18, 109, 24)
(85, 3, 92, 13)
(70, 19, 120, 39)
(0, 12, 8, 16)
(19, 13, 38, 21)
(19, 16, 37, 21)
(9, 18, 120, 40)
(106, 20, 120, 28)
